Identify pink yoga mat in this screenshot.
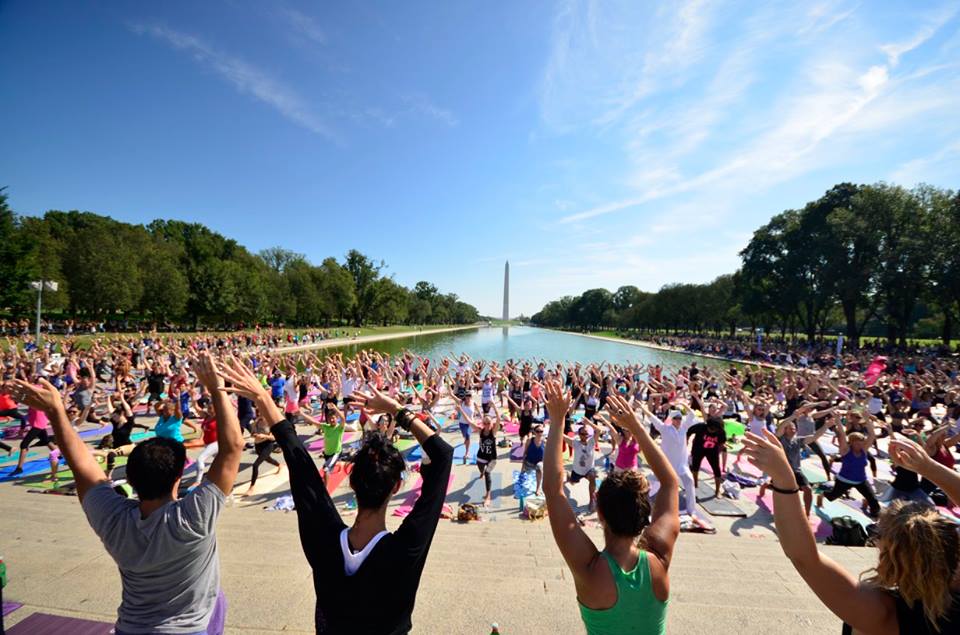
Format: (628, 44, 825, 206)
(392, 472, 455, 518)
(503, 421, 519, 435)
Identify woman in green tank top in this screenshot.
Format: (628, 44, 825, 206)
(542, 383, 680, 635)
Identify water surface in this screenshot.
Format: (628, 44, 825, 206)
(322, 326, 724, 370)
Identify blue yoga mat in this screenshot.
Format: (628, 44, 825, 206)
(465, 472, 502, 508)
(407, 442, 478, 464)
(0, 456, 63, 483)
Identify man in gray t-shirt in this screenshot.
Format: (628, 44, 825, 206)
(4, 352, 243, 635)
(82, 480, 225, 633)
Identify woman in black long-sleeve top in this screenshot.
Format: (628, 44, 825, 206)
(220, 359, 453, 635)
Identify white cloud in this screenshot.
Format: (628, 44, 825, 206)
(403, 94, 459, 127)
(553, 1, 960, 227)
(879, 4, 959, 66)
(132, 23, 338, 141)
(279, 7, 326, 45)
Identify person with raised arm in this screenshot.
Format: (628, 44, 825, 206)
(217, 357, 453, 634)
(742, 432, 960, 634)
(543, 381, 679, 634)
(2, 351, 243, 635)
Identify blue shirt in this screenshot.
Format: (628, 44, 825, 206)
(268, 377, 285, 399)
(155, 416, 185, 443)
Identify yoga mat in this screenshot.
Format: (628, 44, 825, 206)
(510, 443, 524, 462)
(503, 421, 520, 435)
(407, 446, 423, 461)
(3, 601, 22, 616)
(452, 443, 478, 465)
(7, 612, 114, 634)
(392, 473, 455, 518)
(325, 464, 350, 494)
(393, 438, 417, 452)
(0, 450, 41, 467)
(513, 469, 537, 499)
(465, 472, 502, 508)
(695, 480, 746, 517)
(724, 420, 745, 437)
(801, 465, 828, 485)
(815, 498, 873, 530)
(0, 456, 62, 483)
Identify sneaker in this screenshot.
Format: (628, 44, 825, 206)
(9, 468, 23, 476)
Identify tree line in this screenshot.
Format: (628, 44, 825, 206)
(0, 189, 479, 328)
(531, 182, 960, 348)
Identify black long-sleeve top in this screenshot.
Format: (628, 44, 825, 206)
(271, 419, 453, 634)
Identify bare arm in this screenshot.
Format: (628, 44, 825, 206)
(742, 430, 896, 634)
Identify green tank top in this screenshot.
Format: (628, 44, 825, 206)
(578, 550, 668, 635)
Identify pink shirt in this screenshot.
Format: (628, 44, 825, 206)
(27, 407, 49, 430)
(614, 439, 640, 470)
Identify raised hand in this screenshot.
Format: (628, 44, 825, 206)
(193, 351, 223, 392)
(605, 393, 642, 435)
(217, 356, 268, 401)
(889, 437, 933, 474)
(4, 378, 64, 415)
(353, 385, 402, 416)
(543, 379, 572, 425)
(741, 430, 795, 486)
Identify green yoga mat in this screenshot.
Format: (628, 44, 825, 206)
(695, 480, 746, 517)
(724, 420, 746, 437)
(815, 497, 873, 529)
(393, 439, 417, 452)
(801, 465, 828, 485)
(17, 456, 129, 490)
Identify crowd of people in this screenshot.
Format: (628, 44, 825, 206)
(2, 330, 960, 633)
(610, 331, 954, 369)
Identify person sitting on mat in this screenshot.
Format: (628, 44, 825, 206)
(216, 358, 453, 634)
(2, 351, 244, 635)
(543, 381, 679, 635)
(743, 432, 960, 634)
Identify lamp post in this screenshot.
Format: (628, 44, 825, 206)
(29, 280, 58, 348)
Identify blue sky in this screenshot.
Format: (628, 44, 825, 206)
(1, 1, 959, 317)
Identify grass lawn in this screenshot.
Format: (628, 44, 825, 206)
(28, 324, 479, 352)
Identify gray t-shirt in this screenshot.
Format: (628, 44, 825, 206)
(82, 480, 225, 633)
(780, 435, 807, 471)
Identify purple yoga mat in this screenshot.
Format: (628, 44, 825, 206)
(2, 601, 22, 616)
(7, 612, 114, 634)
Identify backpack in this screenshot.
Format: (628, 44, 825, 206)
(826, 516, 867, 547)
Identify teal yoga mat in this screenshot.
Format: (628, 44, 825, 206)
(465, 472, 502, 508)
(695, 480, 746, 517)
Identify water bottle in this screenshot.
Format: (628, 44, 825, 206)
(518, 493, 525, 514)
(490, 622, 500, 634)
(1, 555, 7, 588)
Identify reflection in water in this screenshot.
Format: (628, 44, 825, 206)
(316, 326, 726, 370)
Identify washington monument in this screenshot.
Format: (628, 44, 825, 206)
(502, 260, 510, 321)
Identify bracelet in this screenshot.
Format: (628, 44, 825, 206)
(768, 482, 801, 495)
(395, 408, 416, 432)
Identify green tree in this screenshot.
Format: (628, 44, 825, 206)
(345, 250, 383, 326)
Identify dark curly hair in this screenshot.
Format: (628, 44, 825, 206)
(126, 437, 186, 501)
(597, 470, 652, 537)
(350, 432, 406, 509)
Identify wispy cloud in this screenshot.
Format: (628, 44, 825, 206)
(279, 7, 326, 45)
(879, 4, 959, 66)
(403, 94, 459, 127)
(547, 1, 960, 226)
(131, 23, 338, 141)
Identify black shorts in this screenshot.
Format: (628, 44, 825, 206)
(519, 417, 533, 438)
(20, 427, 50, 449)
(792, 469, 809, 488)
(569, 468, 596, 484)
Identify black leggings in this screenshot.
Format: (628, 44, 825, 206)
(690, 448, 722, 480)
(476, 459, 495, 492)
(806, 440, 832, 478)
(0, 408, 27, 429)
(250, 441, 279, 488)
(0, 439, 11, 452)
(823, 479, 880, 516)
